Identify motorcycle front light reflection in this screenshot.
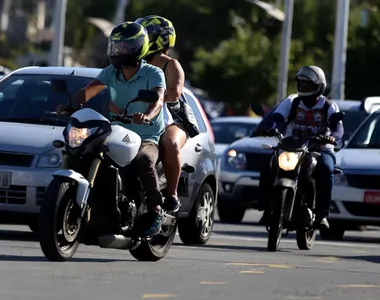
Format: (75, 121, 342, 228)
(278, 151, 300, 171)
(67, 125, 94, 148)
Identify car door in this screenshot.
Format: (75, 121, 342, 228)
(179, 90, 212, 213)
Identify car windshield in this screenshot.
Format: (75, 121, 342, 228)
(347, 112, 380, 149)
(340, 110, 368, 143)
(211, 121, 257, 144)
(0, 74, 110, 126)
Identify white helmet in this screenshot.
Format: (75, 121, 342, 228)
(295, 66, 327, 98)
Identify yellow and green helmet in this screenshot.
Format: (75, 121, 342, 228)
(135, 15, 176, 56)
(107, 21, 150, 68)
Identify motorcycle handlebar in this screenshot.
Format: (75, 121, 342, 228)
(110, 114, 153, 126)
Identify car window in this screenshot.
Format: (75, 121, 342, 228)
(347, 112, 380, 148)
(210, 121, 257, 144)
(0, 74, 110, 125)
(181, 92, 207, 133)
(340, 110, 368, 142)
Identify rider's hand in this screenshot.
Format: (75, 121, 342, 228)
(132, 112, 150, 125)
(109, 102, 124, 114)
(324, 136, 336, 144)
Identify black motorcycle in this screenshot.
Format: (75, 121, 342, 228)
(260, 112, 344, 252)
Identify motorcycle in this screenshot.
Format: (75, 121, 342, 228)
(38, 79, 194, 262)
(260, 112, 344, 252)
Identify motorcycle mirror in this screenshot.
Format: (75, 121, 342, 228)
(250, 103, 265, 116)
(262, 143, 273, 149)
(329, 111, 345, 123)
(51, 79, 68, 93)
(137, 89, 159, 103)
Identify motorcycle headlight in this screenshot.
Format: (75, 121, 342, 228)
(37, 151, 62, 168)
(278, 151, 301, 171)
(226, 149, 247, 170)
(67, 125, 98, 148)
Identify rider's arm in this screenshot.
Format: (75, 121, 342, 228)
(71, 66, 111, 107)
(267, 97, 294, 128)
(327, 103, 344, 141)
(164, 59, 184, 103)
(144, 68, 166, 120)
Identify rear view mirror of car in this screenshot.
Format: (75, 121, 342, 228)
(51, 79, 68, 93)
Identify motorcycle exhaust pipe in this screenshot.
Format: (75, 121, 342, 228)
(98, 234, 133, 250)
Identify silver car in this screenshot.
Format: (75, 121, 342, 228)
(0, 66, 217, 245)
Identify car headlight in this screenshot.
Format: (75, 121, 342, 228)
(226, 149, 246, 170)
(37, 151, 62, 168)
(278, 151, 300, 171)
(67, 124, 98, 148)
(334, 172, 348, 186)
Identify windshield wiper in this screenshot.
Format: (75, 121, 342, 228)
(0, 117, 68, 126)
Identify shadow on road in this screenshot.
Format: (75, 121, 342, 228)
(173, 242, 292, 253)
(309, 253, 380, 264)
(0, 230, 38, 242)
(0, 254, 132, 263)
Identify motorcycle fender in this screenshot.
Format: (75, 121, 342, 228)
(52, 169, 90, 208)
(274, 178, 297, 189)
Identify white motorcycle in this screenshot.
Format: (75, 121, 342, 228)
(38, 80, 193, 262)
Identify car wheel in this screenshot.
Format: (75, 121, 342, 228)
(178, 183, 215, 245)
(319, 221, 345, 241)
(217, 199, 245, 223)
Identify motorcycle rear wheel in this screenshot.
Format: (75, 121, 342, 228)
(39, 177, 82, 261)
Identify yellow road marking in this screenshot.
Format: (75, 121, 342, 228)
(316, 256, 339, 263)
(200, 281, 227, 285)
(285, 296, 320, 299)
(239, 270, 266, 274)
(142, 294, 175, 299)
(227, 263, 293, 269)
(335, 284, 380, 288)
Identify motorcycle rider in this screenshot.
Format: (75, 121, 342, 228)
(254, 66, 344, 230)
(64, 22, 166, 236)
(135, 15, 192, 212)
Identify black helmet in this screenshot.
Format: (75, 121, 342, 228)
(107, 22, 150, 69)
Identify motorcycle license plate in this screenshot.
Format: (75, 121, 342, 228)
(363, 191, 380, 205)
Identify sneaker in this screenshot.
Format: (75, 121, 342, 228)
(315, 217, 330, 230)
(143, 210, 164, 236)
(163, 195, 181, 212)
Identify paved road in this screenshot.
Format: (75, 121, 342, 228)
(0, 211, 380, 300)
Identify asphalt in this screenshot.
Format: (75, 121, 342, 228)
(0, 211, 380, 300)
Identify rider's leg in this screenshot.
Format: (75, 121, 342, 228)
(314, 150, 335, 229)
(161, 124, 187, 212)
(133, 141, 163, 235)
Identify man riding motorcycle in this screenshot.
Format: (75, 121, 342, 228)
(254, 66, 344, 230)
(60, 22, 167, 236)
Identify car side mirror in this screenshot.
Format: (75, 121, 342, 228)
(137, 89, 159, 103)
(329, 111, 345, 123)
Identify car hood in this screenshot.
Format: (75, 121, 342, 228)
(229, 137, 278, 152)
(0, 122, 65, 154)
(215, 143, 229, 157)
(336, 148, 380, 170)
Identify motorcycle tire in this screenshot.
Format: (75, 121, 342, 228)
(267, 188, 287, 252)
(296, 228, 316, 250)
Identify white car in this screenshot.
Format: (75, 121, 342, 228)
(327, 110, 380, 240)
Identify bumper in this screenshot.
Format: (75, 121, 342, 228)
(329, 185, 380, 225)
(218, 168, 261, 208)
(0, 166, 56, 214)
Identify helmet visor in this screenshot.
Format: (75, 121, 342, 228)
(297, 79, 318, 94)
(107, 37, 144, 57)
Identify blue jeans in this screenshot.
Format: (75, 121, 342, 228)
(314, 150, 336, 218)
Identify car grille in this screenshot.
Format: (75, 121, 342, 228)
(343, 202, 380, 218)
(36, 186, 46, 206)
(245, 152, 273, 172)
(345, 174, 380, 190)
(0, 185, 27, 205)
(0, 152, 34, 167)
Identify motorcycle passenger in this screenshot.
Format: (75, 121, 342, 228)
(254, 66, 344, 230)
(66, 22, 167, 236)
(135, 15, 190, 212)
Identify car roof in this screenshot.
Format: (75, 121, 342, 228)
(330, 99, 362, 111)
(210, 116, 262, 124)
(9, 66, 102, 78)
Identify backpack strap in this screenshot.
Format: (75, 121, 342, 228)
(322, 99, 332, 124)
(285, 97, 301, 126)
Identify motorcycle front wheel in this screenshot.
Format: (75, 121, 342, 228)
(39, 177, 82, 261)
(267, 188, 287, 252)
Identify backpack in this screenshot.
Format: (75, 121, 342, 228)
(285, 97, 331, 128)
